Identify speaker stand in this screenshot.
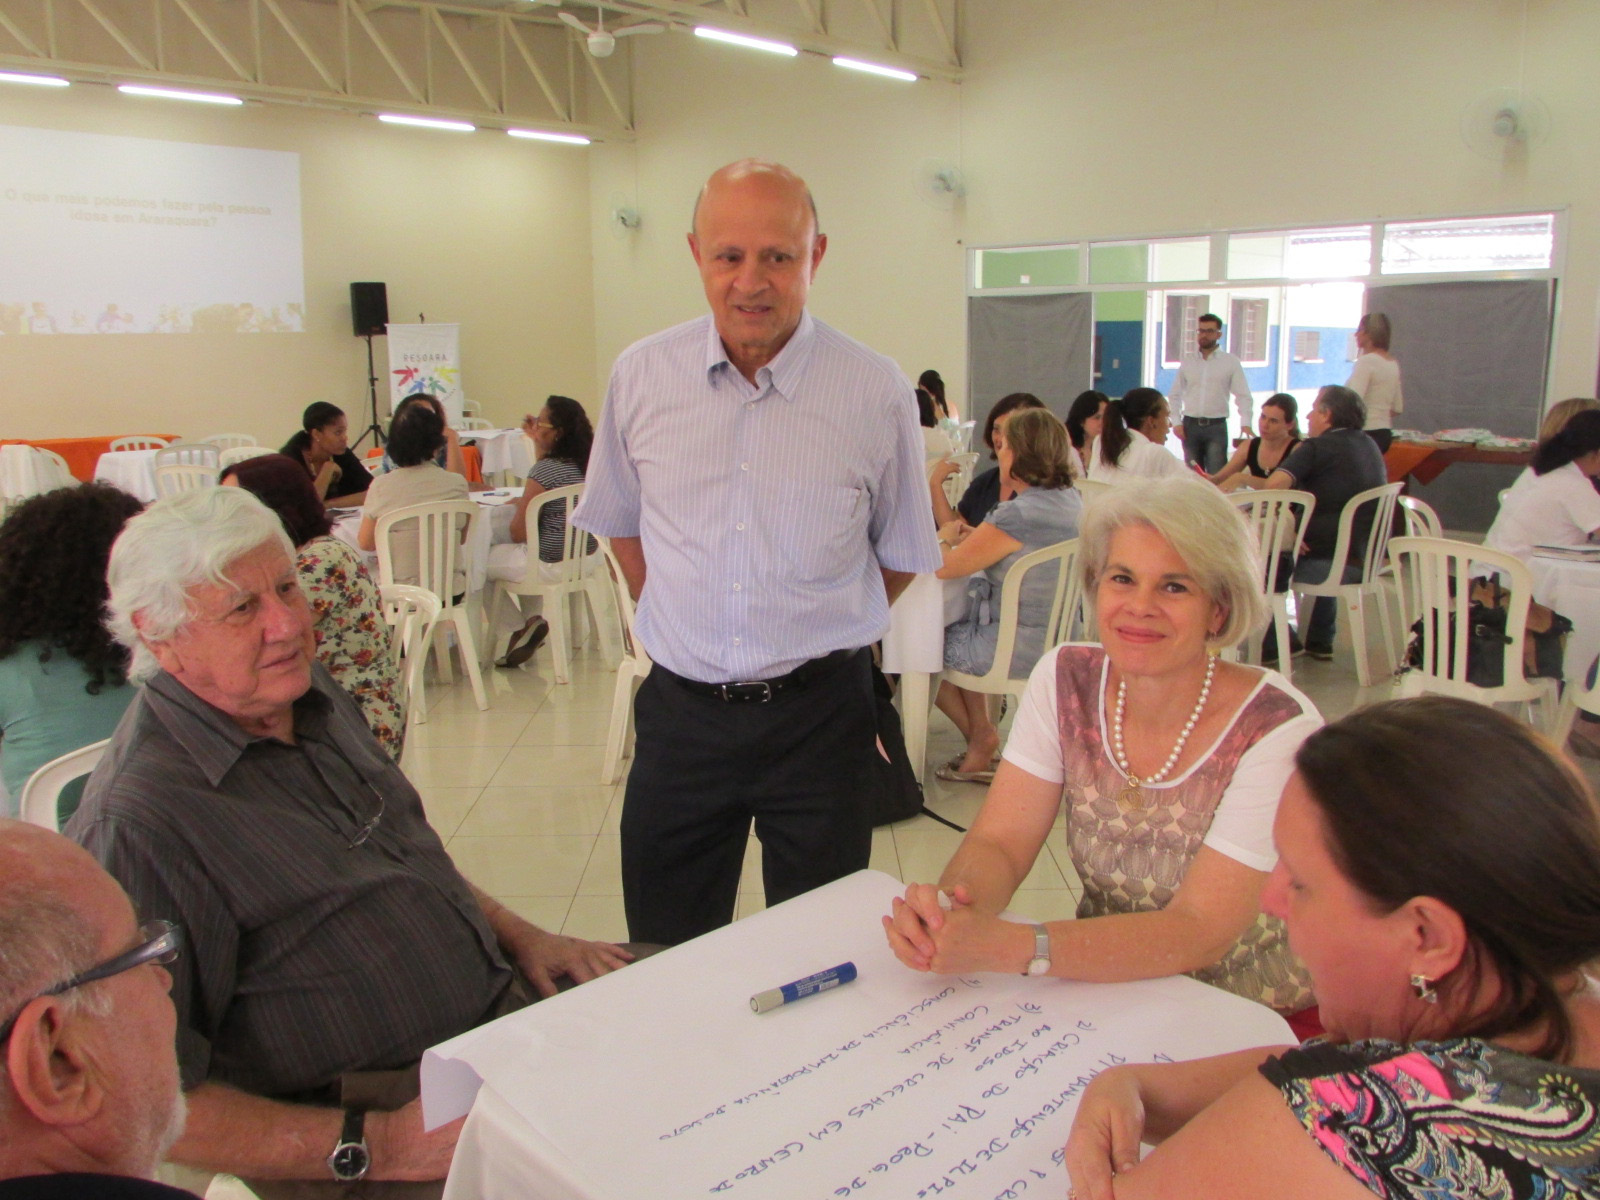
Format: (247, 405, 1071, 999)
(353, 333, 385, 452)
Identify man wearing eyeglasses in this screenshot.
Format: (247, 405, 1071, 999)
(66, 488, 634, 1196)
(0, 821, 191, 1198)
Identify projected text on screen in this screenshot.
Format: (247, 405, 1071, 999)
(0, 124, 305, 334)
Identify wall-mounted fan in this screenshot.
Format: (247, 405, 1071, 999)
(914, 159, 967, 210)
(1461, 87, 1551, 157)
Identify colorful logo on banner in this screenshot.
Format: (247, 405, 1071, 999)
(386, 323, 463, 424)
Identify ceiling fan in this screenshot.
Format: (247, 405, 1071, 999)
(558, 9, 666, 57)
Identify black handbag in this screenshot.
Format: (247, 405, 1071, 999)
(1403, 575, 1571, 688)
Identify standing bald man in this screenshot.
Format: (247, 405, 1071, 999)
(575, 159, 940, 945)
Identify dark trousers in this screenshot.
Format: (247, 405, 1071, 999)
(1182, 417, 1230, 474)
(1367, 428, 1394, 455)
(621, 648, 877, 946)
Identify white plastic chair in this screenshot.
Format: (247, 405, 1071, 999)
(596, 538, 652, 785)
(35, 448, 74, 486)
(1230, 490, 1316, 681)
(374, 500, 489, 711)
(1388, 536, 1560, 732)
(1075, 478, 1114, 505)
(462, 398, 482, 416)
(202, 433, 258, 451)
(154, 464, 217, 497)
(1292, 481, 1404, 687)
(378, 583, 443, 727)
(109, 435, 170, 452)
(941, 539, 1083, 708)
(1398, 495, 1443, 538)
(953, 420, 976, 452)
(218, 445, 275, 469)
(484, 484, 615, 685)
(19, 738, 111, 830)
(154, 442, 220, 471)
(457, 417, 495, 431)
(1551, 666, 1600, 747)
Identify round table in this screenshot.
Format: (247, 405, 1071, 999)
(1529, 553, 1600, 685)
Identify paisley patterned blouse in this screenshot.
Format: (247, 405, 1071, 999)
(297, 535, 405, 758)
(1262, 1038, 1600, 1198)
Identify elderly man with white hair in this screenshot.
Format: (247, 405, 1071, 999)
(0, 820, 191, 1199)
(66, 487, 632, 1197)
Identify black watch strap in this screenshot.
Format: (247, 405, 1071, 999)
(328, 1107, 371, 1182)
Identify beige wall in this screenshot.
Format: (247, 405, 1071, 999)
(589, 0, 1600, 413)
(3, 84, 596, 442)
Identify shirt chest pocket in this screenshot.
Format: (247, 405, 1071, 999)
(785, 484, 870, 586)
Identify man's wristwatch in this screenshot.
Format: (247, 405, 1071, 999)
(328, 1107, 371, 1182)
(1023, 923, 1051, 977)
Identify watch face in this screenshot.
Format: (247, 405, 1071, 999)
(331, 1143, 370, 1180)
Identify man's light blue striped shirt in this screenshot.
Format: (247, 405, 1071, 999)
(573, 312, 941, 683)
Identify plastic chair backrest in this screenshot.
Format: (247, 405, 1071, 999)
(374, 500, 478, 601)
(462, 398, 482, 415)
(1230, 490, 1316, 596)
(202, 433, 258, 451)
(378, 583, 442, 712)
(1398, 495, 1442, 538)
(598, 537, 650, 667)
(218, 445, 275, 469)
(457, 417, 495, 431)
(109, 435, 170, 452)
(1075, 479, 1114, 505)
(19, 739, 111, 830)
(524, 484, 593, 585)
(154, 442, 220, 471)
(967, 538, 1083, 688)
(1389, 536, 1537, 694)
(1325, 481, 1403, 582)
(35, 448, 74, 487)
(154, 464, 216, 497)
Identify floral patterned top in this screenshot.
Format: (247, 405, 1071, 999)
(1262, 1038, 1600, 1198)
(297, 535, 404, 758)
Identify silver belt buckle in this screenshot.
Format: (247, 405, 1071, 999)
(718, 680, 773, 703)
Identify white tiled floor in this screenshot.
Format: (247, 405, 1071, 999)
(412, 617, 1600, 945)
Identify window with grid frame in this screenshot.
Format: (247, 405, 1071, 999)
(1229, 298, 1269, 364)
(1163, 294, 1210, 366)
(1293, 330, 1323, 363)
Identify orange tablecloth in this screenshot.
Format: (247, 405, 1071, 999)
(1385, 440, 1533, 486)
(362, 443, 484, 484)
(0, 436, 179, 481)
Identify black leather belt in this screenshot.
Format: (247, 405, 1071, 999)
(1184, 415, 1227, 424)
(664, 649, 858, 703)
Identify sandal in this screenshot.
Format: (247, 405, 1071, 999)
(497, 616, 549, 669)
(934, 764, 996, 785)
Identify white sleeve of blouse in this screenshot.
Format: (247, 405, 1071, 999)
(1200, 705, 1323, 872)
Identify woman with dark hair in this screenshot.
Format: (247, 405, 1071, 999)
(1210, 393, 1302, 491)
(1065, 697, 1600, 1200)
(381, 392, 471, 481)
(1065, 390, 1110, 477)
(931, 409, 1083, 781)
(278, 401, 373, 507)
(930, 392, 1048, 529)
(0, 483, 143, 818)
(919, 368, 956, 423)
(358, 400, 470, 590)
(918, 387, 956, 459)
(1486, 408, 1600, 566)
(489, 396, 596, 667)
(1346, 311, 1403, 455)
(222, 454, 404, 758)
(1089, 387, 1187, 482)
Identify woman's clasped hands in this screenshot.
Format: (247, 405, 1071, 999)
(882, 882, 1033, 976)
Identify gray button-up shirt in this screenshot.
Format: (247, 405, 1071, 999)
(67, 664, 514, 1099)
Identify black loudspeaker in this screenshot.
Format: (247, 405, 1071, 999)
(350, 282, 389, 337)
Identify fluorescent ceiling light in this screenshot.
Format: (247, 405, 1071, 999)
(694, 26, 797, 56)
(508, 128, 591, 145)
(118, 84, 242, 105)
(378, 113, 475, 132)
(832, 56, 917, 82)
(0, 71, 70, 87)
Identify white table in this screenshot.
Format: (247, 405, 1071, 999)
(424, 870, 1291, 1200)
(0, 444, 74, 500)
(92, 448, 161, 502)
(1530, 554, 1600, 685)
(460, 429, 532, 482)
(881, 574, 967, 783)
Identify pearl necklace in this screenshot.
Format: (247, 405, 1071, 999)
(1111, 655, 1216, 809)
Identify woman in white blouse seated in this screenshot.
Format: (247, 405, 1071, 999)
(1485, 410, 1600, 565)
(885, 477, 1322, 1021)
(1346, 311, 1403, 455)
(918, 387, 956, 460)
(1087, 388, 1189, 483)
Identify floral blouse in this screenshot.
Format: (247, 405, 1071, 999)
(298, 535, 405, 758)
(1262, 1037, 1600, 1198)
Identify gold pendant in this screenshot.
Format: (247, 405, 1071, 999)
(1119, 779, 1144, 809)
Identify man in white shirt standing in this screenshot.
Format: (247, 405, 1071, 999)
(1170, 312, 1253, 475)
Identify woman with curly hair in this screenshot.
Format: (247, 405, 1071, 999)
(221, 453, 405, 758)
(0, 483, 144, 818)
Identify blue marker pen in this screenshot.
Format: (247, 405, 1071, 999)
(750, 962, 858, 1013)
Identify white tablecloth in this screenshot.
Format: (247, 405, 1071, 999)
(425, 870, 1290, 1200)
(92, 448, 161, 502)
(461, 429, 532, 481)
(1530, 554, 1600, 685)
(1, 444, 75, 500)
